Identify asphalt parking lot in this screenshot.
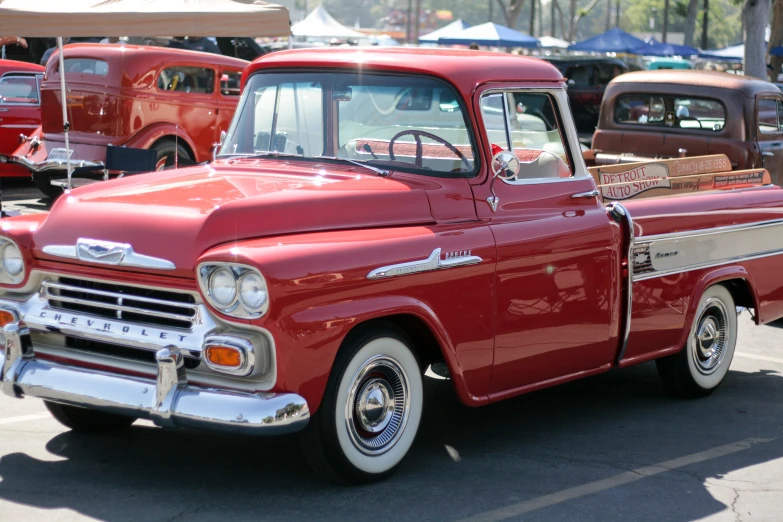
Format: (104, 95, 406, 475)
(1, 181, 783, 521)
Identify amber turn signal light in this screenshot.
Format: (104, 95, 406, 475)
(205, 345, 243, 368)
(0, 310, 15, 328)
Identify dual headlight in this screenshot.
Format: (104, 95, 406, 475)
(0, 238, 24, 285)
(198, 263, 268, 318)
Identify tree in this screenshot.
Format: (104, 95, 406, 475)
(743, 0, 770, 79)
(769, 0, 783, 80)
(680, 0, 700, 46)
(494, 0, 528, 28)
(568, 0, 604, 40)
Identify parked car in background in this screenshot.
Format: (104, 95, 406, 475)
(2, 49, 783, 485)
(3, 44, 248, 198)
(592, 70, 783, 185)
(0, 59, 44, 178)
(541, 56, 629, 143)
(645, 57, 694, 70)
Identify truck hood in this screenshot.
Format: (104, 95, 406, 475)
(32, 161, 436, 274)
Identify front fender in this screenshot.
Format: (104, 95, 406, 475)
(196, 224, 497, 414)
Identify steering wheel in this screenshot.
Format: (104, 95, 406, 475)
(388, 130, 471, 170)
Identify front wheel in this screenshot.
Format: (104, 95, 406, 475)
(300, 324, 423, 484)
(44, 401, 137, 432)
(656, 285, 737, 398)
(151, 140, 192, 171)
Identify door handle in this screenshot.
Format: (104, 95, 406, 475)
(571, 189, 600, 199)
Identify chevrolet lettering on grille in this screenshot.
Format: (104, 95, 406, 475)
(37, 311, 190, 344)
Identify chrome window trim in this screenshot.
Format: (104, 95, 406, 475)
(632, 218, 783, 282)
(479, 85, 590, 185)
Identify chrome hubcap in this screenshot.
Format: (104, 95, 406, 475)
(691, 298, 729, 375)
(345, 355, 410, 455)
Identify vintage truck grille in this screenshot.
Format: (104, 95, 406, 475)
(632, 244, 654, 275)
(44, 277, 198, 330)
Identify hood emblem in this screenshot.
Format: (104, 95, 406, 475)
(43, 238, 176, 271)
(76, 239, 130, 265)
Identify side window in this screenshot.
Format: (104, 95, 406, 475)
(157, 66, 215, 94)
(614, 95, 665, 125)
(759, 98, 780, 134)
(481, 91, 573, 181)
(566, 65, 595, 88)
(674, 97, 725, 131)
(597, 64, 620, 88)
(251, 82, 324, 156)
(0, 75, 39, 104)
(220, 71, 242, 96)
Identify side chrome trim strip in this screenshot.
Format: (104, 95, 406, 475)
(367, 248, 483, 279)
(607, 202, 634, 364)
(632, 218, 783, 282)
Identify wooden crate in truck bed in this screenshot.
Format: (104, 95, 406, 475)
(588, 155, 771, 201)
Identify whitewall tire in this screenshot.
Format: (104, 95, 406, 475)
(656, 285, 737, 398)
(300, 323, 423, 484)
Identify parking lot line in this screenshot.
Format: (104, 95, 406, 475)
(0, 414, 50, 426)
(734, 352, 783, 365)
(456, 437, 774, 522)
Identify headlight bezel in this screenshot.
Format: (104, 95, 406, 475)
(197, 262, 269, 319)
(0, 237, 25, 285)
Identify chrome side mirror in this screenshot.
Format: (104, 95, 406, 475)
(212, 130, 228, 161)
(487, 151, 520, 212)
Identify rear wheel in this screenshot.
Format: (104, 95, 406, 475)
(300, 324, 423, 484)
(656, 285, 737, 398)
(44, 401, 136, 432)
(151, 140, 192, 171)
(32, 174, 64, 200)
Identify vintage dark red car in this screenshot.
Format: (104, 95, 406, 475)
(1, 49, 783, 485)
(592, 70, 783, 185)
(4, 44, 247, 197)
(0, 59, 44, 178)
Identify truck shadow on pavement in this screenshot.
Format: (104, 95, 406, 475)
(0, 362, 782, 521)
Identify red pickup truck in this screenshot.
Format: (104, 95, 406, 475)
(1, 48, 782, 484)
(0, 59, 44, 178)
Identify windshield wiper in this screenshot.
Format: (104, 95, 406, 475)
(219, 151, 305, 161)
(314, 156, 391, 177)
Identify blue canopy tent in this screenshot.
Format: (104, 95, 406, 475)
(632, 41, 699, 57)
(568, 27, 646, 53)
(769, 46, 783, 56)
(419, 19, 470, 43)
(438, 22, 539, 48)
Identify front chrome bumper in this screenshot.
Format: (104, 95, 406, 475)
(0, 321, 309, 435)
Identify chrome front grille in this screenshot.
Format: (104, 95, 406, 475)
(44, 277, 198, 330)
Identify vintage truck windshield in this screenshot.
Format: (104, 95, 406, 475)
(219, 72, 477, 175)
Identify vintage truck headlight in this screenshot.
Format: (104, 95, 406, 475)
(0, 238, 24, 284)
(198, 263, 269, 318)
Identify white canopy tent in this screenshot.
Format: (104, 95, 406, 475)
(419, 20, 469, 44)
(291, 5, 364, 39)
(538, 36, 570, 49)
(0, 0, 291, 189)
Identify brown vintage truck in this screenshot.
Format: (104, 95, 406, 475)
(591, 70, 783, 186)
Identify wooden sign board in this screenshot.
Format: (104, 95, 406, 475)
(586, 155, 757, 201)
(597, 169, 771, 201)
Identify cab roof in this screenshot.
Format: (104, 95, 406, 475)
(609, 69, 778, 97)
(0, 59, 44, 74)
(53, 43, 249, 70)
(247, 48, 565, 94)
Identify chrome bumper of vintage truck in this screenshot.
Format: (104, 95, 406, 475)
(0, 153, 104, 174)
(0, 321, 310, 435)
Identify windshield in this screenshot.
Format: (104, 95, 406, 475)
(219, 72, 477, 175)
